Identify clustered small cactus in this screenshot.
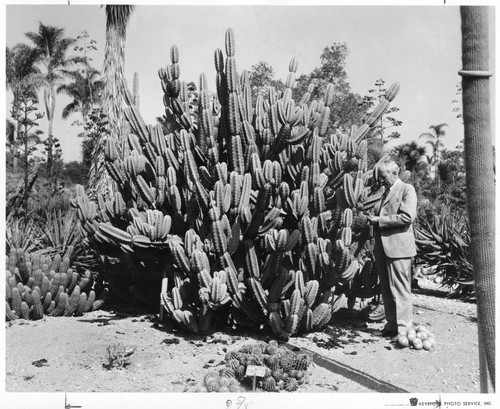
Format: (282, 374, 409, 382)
(224, 340, 312, 392)
(5, 247, 107, 321)
(194, 370, 242, 393)
(73, 28, 398, 337)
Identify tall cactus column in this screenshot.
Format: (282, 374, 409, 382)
(460, 6, 495, 391)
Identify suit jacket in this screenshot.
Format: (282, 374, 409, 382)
(373, 178, 417, 258)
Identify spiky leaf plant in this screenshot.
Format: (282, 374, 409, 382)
(415, 212, 473, 300)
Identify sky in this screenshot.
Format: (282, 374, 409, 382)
(3, 1, 495, 163)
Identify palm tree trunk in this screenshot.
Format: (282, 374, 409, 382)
(44, 86, 56, 192)
(460, 5, 495, 391)
(102, 24, 126, 142)
(89, 5, 134, 192)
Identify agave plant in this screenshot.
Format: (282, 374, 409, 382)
(35, 209, 85, 257)
(414, 212, 473, 300)
(6, 217, 42, 254)
(72, 28, 399, 337)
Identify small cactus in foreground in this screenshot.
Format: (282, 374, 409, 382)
(5, 248, 107, 321)
(191, 370, 242, 392)
(223, 340, 312, 392)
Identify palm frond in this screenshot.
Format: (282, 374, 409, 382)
(105, 5, 135, 34)
(61, 101, 80, 119)
(418, 132, 436, 141)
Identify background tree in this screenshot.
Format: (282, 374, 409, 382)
(295, 43, 365, 132)
(436, 148, 467, 215)
(10, 94, 45, 218)
(25, 23, 78, 188)
(6, 44, 42, 173)
(391, 141, 427, 180)
(391, 141, 430, 206)
(58, 30, 103, 130)
(248, 61, 284, 100)
(80, 108, 110, 185)
(57, 68, 103, 127)
(419, 123, 448, 189)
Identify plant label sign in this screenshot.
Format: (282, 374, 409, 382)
(245, 365, 267, 377)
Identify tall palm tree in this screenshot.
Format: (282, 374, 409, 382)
(25, 23, 78, 138)
(57, 67, 103, 125)
(25, 23, 78, 181)
(6, 44, 42, 173)
(89, 5, 135, 191)
(419, 123, 448, 188)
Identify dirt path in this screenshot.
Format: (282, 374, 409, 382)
(5, 289, 480, 394)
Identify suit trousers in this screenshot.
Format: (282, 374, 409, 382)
(374, 244, 413, 332)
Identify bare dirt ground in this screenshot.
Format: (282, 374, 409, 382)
(5, 282, 480, 394)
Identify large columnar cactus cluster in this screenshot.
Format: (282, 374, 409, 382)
(5, 247, 107, 321)
(73, 28, 399, 337)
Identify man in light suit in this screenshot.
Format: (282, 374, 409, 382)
(368, 159, 418, 339)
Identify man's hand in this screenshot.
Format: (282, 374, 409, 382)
(368, 216, 380, 225)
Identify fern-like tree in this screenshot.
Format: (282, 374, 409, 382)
(25, 23, 78, 186)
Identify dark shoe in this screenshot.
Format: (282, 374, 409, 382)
(381, 328, 398, 338)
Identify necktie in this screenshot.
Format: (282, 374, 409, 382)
(377, 187, 390, 216)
